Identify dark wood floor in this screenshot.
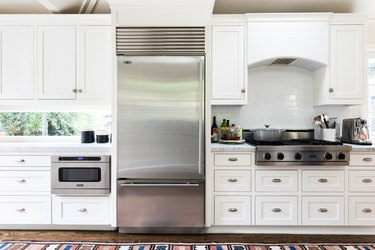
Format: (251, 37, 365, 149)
(1, 230, 375, 243)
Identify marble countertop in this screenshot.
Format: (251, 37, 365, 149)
(0, 142, 112, 155)
(346, 143, 375, 152)
(211, 142, 256, 152)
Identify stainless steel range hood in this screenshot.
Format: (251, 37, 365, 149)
(248, 57, 327, 71)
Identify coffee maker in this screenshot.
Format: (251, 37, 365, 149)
(341, 118, 372, 145)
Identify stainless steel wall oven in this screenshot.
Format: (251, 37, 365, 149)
(51, 155, 110, 195)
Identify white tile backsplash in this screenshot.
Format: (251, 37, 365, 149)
(212, 65, 361, 132)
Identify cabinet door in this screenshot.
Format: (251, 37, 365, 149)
(37, 26, 76, 100)
(330, 25, 364, 100)
(77, 26, 111, 100)
(0, 26, 34, 99)
(211, 25, 246, 105)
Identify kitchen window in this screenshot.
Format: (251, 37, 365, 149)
(0, 112, 111, 137)
(368, 48, 375, 139)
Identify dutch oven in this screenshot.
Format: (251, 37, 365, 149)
(254, 125, 285, 142)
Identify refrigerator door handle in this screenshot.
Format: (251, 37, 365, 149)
(120, 183, 200, 187)
(198, 57, 205, 176)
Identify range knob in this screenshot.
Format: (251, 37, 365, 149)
(337, 152, 346, 160)
(277, 153, 284, 160)
(324, 152, 333, 160)
(264, 153, 272, 160)
(295, 153, 302, 160)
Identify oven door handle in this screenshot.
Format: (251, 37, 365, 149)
(120, 183, 200, 187)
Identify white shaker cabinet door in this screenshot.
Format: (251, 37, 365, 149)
(211, 25, 247, 105)
(329, 24, 364, 101)
(0, 26, 34, 99)
(76, 26, 111, 101)
(37, 26, 76, 100)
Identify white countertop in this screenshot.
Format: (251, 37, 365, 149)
(0, 142, 112, 155)
(211, 142, 256, 152)
(346, 143, 375, 152)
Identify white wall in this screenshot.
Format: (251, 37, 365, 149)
(212, 65, 360, 133)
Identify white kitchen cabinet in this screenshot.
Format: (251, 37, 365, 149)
(214, 170, 251, 192)
(0, 171, 50, 194)
(214, 153, 252, 166)
(37, 26, 76, 100)
(52, 196, 110, 225)
(329, 24, 364, 102)
(349, 171, 375, 192)
(349, 197, 375, 225)
(0, 26, 34, 99)
(301, 170, 345, 192)
(214, 195, 251, 225)
(255, 196, 298, 225)
(302, 196, 345, 225)
(255, 170, 298, 192)
(211, 23, 247, 105)
(77, 26, 112, 100)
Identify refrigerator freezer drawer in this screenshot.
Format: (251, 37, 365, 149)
(117, 180, 205, 233)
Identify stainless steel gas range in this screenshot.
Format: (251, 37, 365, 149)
(245, 130, 352, 166)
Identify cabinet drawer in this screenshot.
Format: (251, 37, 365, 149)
(52, 196, 110, 225)
(214, 195, 251, 225)
(350, 154, 375, 166)
(349, 171, 375, 192)
(0, 156, 50, 167)
(214, 170, 251, 192)
(255, 170, 297, 192)
(0, 196, 51, 224)
(302, 170, 345, 192)
(255, 196, 298, 225)
(302, 196, 345, 225)
(0, 171, 50, 194)
(214, 154, 251, 166)
(349, 197, 375, 225)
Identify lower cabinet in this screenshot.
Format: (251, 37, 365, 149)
(302, 196, 345, 225)
(52, 196, 110, 225)
(349, 197, 375, 225)
(255, 196, 298, 225)
(0, 196, 51, 224)
(214, 195, 251, 225)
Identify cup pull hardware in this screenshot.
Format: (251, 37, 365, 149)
(318, 178, 328, 183)
(17, 179, 26, 183)
(228, 158, 238, 162)
(77, 89, 83, 93)
(318, 208, 328, 213)
(16, 208, 26, 212)
(228, 178, 238, 183)
(329, 88, 334, 93)
(228, 208, 238, 212)
(272, 178, 282, 183)
(16, 159, 25, 163)
(362, 208, 372, 213)
(362, 179, 373, 183)
(241, 88, 246, 93)
(78, 208, 88, 213)
(72, 89, 77, 93)
(272, 208, 282, 213)
(363, 158, 372, 162)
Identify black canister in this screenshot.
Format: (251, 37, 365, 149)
(81, 130, 95, 143)
(96, 130, 109, 143)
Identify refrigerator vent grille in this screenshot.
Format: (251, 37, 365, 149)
(116, 27, 205, 55)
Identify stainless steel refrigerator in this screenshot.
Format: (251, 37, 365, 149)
(117, 55, 205, 233)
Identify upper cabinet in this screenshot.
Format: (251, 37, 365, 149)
(76, 26, 112, 101)
(0, 15, 112, 104)
(211, 15, 247, 105)
(0, 26, 34, 100)
(37, 26, 76, 100)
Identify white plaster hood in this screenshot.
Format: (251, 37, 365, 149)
(108, 0, 215, 26)
(248, 57, 327, 71)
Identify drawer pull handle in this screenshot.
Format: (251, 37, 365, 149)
(318, 208, 328, 213)
(16, 208, 26, 212)
(362, 179, 373, 183)
(362, 208, 372, 213)
(78, 208, 88, 213)
(272, 178, 282, 183)
(272, 208, 282, 213)
(16, 159, 25, 163)
(363, 158, 373, 162)
(228, 208, 238, 212)
(17, 179, 26, 183)
(228, 178, 238, 183)
(318, 178, 328, 183)
(228, 158, 238, 162)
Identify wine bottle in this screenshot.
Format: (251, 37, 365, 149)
(211, 116, 218, 143)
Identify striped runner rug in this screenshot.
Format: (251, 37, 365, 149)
(0, 242, 374, 250)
